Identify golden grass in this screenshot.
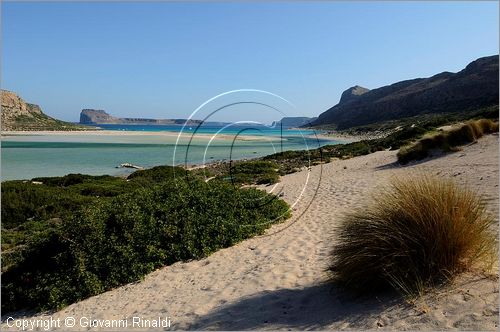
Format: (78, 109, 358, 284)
(330, 174, 497, 296)
(397, 119, 499, 164)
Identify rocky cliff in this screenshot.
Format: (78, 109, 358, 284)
(80, 109, 203, 126)
(310, 55, 499, 129)
(271, 117, 317, 129)
(80, 109, 119, 124)
(1, 90, 89, 131)
(338, 85, 370, 104)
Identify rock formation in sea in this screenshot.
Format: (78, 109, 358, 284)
(79, 109, 203, 126)
(271, 117, 317, 129)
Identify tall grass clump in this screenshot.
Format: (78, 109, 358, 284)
(398, 119, 499, 164)
(330, 174, 496, 296)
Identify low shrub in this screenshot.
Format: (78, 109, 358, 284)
(2, 178, 290, 312)
(32, 173, 118, 188)
(222, 160, 280, 185)
(1, 175, 144, 252)
(330, 174, 497, 296)
(259, 108, 498, 175)
(1, 181, 95, 230)
(260, 124, 431, 173)
(1, 168, 198, 251)
(127, 165, 189, 183)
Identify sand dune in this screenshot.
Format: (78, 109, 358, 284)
(3, 134, 498, 331)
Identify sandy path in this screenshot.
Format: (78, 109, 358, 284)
(4, 135, 498, 331)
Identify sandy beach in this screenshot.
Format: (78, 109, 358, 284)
(1, 129, 358, 144)
(1, 128, 351, 181)
(3, 134, 497, 330)
(2, 1, 497, 330)
(0, 130, 284, 142)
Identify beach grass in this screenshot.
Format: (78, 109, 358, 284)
(330, 174, 497, 296)
(397, 119, 499, 164)
(2, 108, 499, 313)
(260, 106, 499, 174)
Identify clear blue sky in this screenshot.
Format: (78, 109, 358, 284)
(2, 1, 498, 123)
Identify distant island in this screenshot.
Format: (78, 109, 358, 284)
(2, 54, 499, 329)
(3, 55, 498, 132)
(79, 109, 207, 126)
(271, 117, 317, 129)
(80, 110, 317, 129)
(1, 92, 314, 131)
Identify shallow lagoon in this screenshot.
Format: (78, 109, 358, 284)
(1, 126, 340, 180)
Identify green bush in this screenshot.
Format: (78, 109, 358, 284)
(127, 165, 189, 183)
(330, 175, 496, 296)
(259, 107, 498, 176)
(1, 168, 193, 251)
(1, 181, 95, 230)
(32, 174, 118, 187)
(260, 124, 431, 174)
(1, 175, 140, 253)
(222, 160, 280, 185)
(2, 178, 290, 312)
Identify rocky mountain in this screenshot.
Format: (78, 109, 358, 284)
(310, 55, 499, 129)
(80, 109, 203, 126)
(271, 117, 317, 129)
(338, 85, 370, 104)
(1, 90, 89, 131)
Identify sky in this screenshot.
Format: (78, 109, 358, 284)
(2, 1, 499, 123)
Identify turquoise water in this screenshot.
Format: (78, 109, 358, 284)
(96, 124, 304, 135)
(1, 126, 339, 181)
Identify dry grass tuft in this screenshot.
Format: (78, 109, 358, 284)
(330, 174, 497, 296)
(397, 119, 499, 164)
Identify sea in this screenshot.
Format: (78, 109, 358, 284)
(1, 124, 342, 181)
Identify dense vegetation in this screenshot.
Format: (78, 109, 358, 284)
(2, 169, 290, 312)
(263, 119, 434, 173)
(10, 112, 92, 131)
(261, 107, 499, 173)
(397, 118, 499, 164)
(2, 174, 144, 252)
(330, 175, 497, 296)
(219, 160, 280, 185)
(3, 106, 498, 311)
(317, 106, 499, 136)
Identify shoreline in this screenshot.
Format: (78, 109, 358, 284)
(1, 129, 359, 143)
(3, 135, 497, 330)
(1, 129, 358, 181)
(0, 130, 275, 142)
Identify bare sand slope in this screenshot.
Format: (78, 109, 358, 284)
(6, 134, 498, 331)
